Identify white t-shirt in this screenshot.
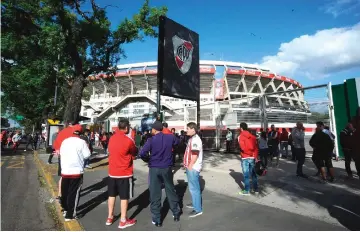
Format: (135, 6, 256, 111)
(95, 133, 99, 141)
(183, 134, 203, 172)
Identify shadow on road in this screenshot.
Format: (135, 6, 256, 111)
(81, 177, 108, 197)
(226, 155, 360, 230)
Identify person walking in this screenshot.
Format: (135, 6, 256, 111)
(238, 122, 259, 195)
(60, 129, 91, 221)
(24, 133, 34, 151)
(105, 118, 137, 229)
(139, 121, 181, 227)
(292, 122, 307, 178)
(226, 128, 233, 153)
(183, 122, 203, 218)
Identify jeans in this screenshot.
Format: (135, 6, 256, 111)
(84, 159, 90, 167)
(280, 142, 288, 157)
(241, 158, 258, 192)
(186, 169, 202, 213)
(295, 148, 306, 175)
(149, 167, 180, 223)
(226, 140, 232, 152)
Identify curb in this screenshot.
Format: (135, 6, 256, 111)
(33, 151, 84, 231)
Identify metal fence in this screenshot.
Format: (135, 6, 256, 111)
(182, 84, 334, 153)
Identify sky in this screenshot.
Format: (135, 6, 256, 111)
(94, 0, 360, 88)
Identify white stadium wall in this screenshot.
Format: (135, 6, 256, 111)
(81, 60, 314, 133)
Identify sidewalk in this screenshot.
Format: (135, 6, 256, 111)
(35, 150, 360, 231)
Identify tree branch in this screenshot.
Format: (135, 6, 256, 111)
(84, 38, 124, 76)
(74, 0, 92, 22)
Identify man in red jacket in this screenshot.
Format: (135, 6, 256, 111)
(106, 118, 137, 229)
(238, 122, 259, 196)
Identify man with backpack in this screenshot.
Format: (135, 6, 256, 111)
(238, 122, 259, 196)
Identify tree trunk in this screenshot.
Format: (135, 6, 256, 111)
(63, 76, 85, 124)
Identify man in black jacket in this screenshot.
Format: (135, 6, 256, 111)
(310, 122, 335, 182)
(340, 122, 355, 178)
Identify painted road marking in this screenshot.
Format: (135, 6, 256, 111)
(7, 161, 25, 168)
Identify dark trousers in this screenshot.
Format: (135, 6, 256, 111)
(149, 167, 180, 223)
(295, 148, 306, 175)
(25, 142, 34, 150)
(290, 145, 296, 160)
(226, 140, 232, 152)
(344, 150, 360, 176)
(61, 176, 83, 219)
(259, 148, 269, 168)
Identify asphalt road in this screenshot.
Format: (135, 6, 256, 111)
(1, 147, 58, 231)
(56, 168, 345, 231)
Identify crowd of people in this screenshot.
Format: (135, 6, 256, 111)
(0, 130, 45, 153)
(45, 110, 360, 229)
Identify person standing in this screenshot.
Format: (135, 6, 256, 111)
(258, 131, 268, 169)
(48, 128, 60, 164)
(226, 128, 233, 153)
(183, 122, 203, 218)
(106, 118, 137, 229)
(309, 122, 335, 182)
(279, 128, 289, 159)
(81, 129, 93, 169)
(340, 122, 359, 178)
(288, 128, 296, 161)
(238, 122, 259, 195)
(95, 132, 100, 148)
(268, 125, 279, 166)
(139, 121, 181, 227)
(292, 122, 307, 178)
(60, 129, 91, 221)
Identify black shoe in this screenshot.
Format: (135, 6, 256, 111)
(173, 215, 180, 222)
(296, 173, 308, 178)
(152, 221, 162, 227)
(189, 210, 203, 218)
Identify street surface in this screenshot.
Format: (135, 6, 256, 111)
(1, 146, 58, 231)
(48, 165, 345, 231)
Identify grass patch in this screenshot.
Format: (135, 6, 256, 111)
(45, 202, 64, 231)
(38, 170, 46, 188)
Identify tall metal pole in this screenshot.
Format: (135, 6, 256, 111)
(157, 16, 165, 118)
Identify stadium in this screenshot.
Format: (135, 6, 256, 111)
(80, 60, 315, 136)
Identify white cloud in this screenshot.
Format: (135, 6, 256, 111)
(321, 0, 360, 18)
(260, 23, 360, 79)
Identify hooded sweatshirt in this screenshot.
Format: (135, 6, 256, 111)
(238, 130, 259, 159)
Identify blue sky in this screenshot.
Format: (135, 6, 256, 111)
(95, 0, 360, 89)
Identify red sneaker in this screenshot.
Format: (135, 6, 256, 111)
(105, 217, 113, 226)
(118, 218, 136, 229)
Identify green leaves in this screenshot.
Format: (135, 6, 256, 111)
(2, 0, 168, 124)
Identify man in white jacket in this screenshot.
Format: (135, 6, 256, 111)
(60, 130, 91, 221)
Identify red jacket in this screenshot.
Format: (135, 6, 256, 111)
(162, 128, 172, 134)
(238, 130, 258, 159)
(279, 130, 289, 142)
(108, 131, 137, 178)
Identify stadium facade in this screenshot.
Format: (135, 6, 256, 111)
(80, 60, 313, 133)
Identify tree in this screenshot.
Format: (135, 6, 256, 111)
(2, 0, 167, 123)
(1, 0, 70, 125)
